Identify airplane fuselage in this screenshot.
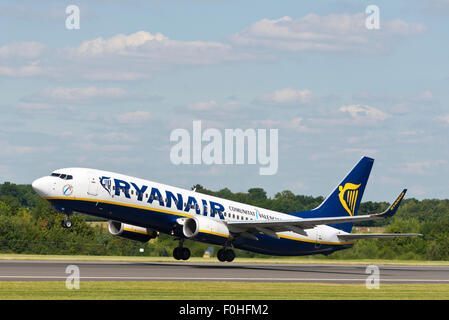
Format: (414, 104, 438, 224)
(32, 167, 354, 257)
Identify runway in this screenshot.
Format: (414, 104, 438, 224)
(0, 260, 448, 284)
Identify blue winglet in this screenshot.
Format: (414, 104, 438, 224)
(381, 189, 407, 218)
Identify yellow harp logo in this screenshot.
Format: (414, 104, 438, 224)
(338, 183, 361, 216)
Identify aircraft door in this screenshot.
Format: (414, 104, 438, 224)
(87, 174, 98, 196)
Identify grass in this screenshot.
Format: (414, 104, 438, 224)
(1, 253, 449, 266)
(1, 281, 449, 300)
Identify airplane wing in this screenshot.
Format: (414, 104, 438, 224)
(226, 189, 420, 240)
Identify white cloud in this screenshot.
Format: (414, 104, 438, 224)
(16, 101, 55, 112)
(401, 160, 447, 175)
(251, 117, 312, 133)
(438, 114, 449, 124)
(0, 14, 427, 82)
(0, 63, 43, 77)
(285, 117, 311, 132)
(188, 100, 219, 111)
(52, 30, 259, 81)
(417, 90, 436, 102)
(255, 88, 312, 105)
(379, 176, 402, 185)
(340, 148, 378, 158)
(230, 13, 427, 53)
(65, 30, 252, 66)
(0, 140, 52, 156)
(83, 132, 140, 143)
(79, 142, 134, 153)
(83, 71, 150, 81)
(116, 111, 151, 124)
(17, 86, 129, 112)
(39, 86, 127, 101)
(0, 41, 46, 59)
(0, 42, 46, 78)
(339, 104, 390, 121)
(71, 31, 168, 57)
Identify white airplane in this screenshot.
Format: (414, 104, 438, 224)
(31, 156, 420, 262)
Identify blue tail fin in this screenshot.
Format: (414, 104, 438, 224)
(291, 156, 374, 232)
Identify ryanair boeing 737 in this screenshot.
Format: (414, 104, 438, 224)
(31, 157, 419, 262)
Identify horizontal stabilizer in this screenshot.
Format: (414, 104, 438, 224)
(338, 233, 422, 241)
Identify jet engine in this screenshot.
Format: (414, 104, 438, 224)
(182, 216, 230, 240)
(108, 221, 158, 243)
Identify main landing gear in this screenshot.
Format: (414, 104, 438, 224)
(217, 248, 235, 262)
(173, 238, 191, 261)
(171, 238, 235, 262)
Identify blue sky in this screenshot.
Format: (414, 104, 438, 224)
(1, 0, 448, 202)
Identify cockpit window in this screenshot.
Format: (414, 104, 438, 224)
(51, 173, 73, 180)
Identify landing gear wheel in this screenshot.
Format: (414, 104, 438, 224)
(181, 247, 191, 260)
(217, 248, 226, 262)
(217, 248, 235, 262)
(224, 249, 235, 262)
(173, 246, 191, 261)
(61, 218, 72, 229)
(173, 247, 182, 260)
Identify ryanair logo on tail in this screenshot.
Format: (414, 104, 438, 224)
(338, 183, 361, 216)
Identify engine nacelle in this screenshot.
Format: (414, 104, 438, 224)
(182, 216, 230, 240)
(108, 221, 158, 243)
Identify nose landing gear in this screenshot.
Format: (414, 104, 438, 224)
(61, 217, 72, 228)
(61, 210, 73, 229)
(53, 205, 73, 229)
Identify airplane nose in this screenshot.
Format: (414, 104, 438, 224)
(32, 177, 48, 197)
